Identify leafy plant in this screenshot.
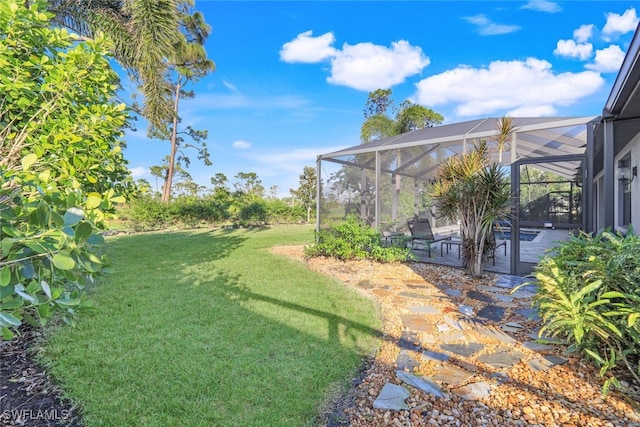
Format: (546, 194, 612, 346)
(305, 215, 413, 263)
(529, 229, 640, 395)
(0, 1, 133, 339)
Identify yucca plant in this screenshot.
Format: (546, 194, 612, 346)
(430, 140, 511, 277)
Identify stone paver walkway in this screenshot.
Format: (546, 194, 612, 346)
(371, 273, 571, 407)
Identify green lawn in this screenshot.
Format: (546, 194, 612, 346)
(40, 225, 382, 426)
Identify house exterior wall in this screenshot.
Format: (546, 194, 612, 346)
(630, 133, 640, 232)
(613, 131, 640, 233)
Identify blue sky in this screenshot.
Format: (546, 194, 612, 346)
(122, 1, 639, 197)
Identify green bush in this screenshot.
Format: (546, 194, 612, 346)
(238, 201, 268, 226)
(0, 1, 133, 339)
(265, 199, 306, 224)
(305, 215, 413, 263)
(529, 229, 640, 395)
(128, 196, 176, 231)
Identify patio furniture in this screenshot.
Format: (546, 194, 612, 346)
(441, 239, 462, 258)
(381, 230, 406, 247)
(407, 218, 451, 256)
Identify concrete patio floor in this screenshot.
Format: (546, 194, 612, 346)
(411, 229, 573, 276)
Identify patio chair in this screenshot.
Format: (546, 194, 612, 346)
(407, 218, 451, 256)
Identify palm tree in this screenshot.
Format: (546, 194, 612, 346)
(430, 120, 513, 277)
(360, 90, 443, 143)
(47, 0, 188, 128)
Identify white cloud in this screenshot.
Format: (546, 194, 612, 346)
(586, 45, 626, 73)
(327, 40, 429, 91)
(508, 105, 558, 117)
(232, 140, 252, 149)
(413, 58, 604, 117)
(522, 0, 561, 13)
(602, 8, 639, 38)
(222, 79, 239, 93)
(554, 39, 593, 60)
(279, 30, 338, 63)
(463, 14, 520, 36)
(129, 166, 149, 179)
(573, 24, 594, 43)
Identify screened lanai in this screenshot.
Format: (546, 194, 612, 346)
(316, 116, 599, 275)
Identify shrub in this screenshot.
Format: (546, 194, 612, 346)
(265, 199, 305, 224)
(128, 196, 176, 231)
(0, 1, 133, 339)
(238, 201, 269, 227)
(305, 215, 413, 263)
(529, 229, 640, 395)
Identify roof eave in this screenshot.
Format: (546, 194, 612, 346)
(604, 22, 640, 116)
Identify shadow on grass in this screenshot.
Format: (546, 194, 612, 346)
(206, 269, 383, 348)
(37, 228, 382, 425)
(106, 229, 249, 265)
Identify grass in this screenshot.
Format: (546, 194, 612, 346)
(39, 225, 382, 426)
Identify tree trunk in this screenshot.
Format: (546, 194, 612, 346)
(161, 81, 181, 203)
(306, 206, 311, 224)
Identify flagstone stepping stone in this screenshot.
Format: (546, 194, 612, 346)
(443, 316, 464, 331)
(495, 302, 518, 309)
(409, 305, 440, 315)
(401, 315, 434, 333)
(451, 381, 491, 400)
(473, 324, 517, 345)
(527, 358, 551, 372)
(477, 285, 508, 293)
(490, 372, 510, 384)
(397, 331, 421, 351)
(458, 305, 474, 316)
(466, 290, 495, 303)
(526, 354, 568, 372)
(543, 354, 568, 366)
(500, 322, 524, 334)
(397, 350, 420, 372)
(493, 294, 514, 303)
(457, 360, 478, 373)
(421, 333, 437, 345)
(405, 279, 429, 287)
(373, 383, 410, 410)
(522, 341, 556, 352)
(528, 331, 565, 344)
(356, 280, 375, 289)
(399, 291, 430, 299)
(437, 323, 451, 333)
(477, 305, 506, 322)
(396, 370, 444, 398)
(433, 282, 450, 291)
(477, 349, 525, 369)
(511, 289, 537, 299)
(516, 308, 541, 321)
(441, 342, 484, 357)
(440, 332, 466, 343)
(432, 365, 475, 385)
(495, 275, 526, 289)
(445, 289, 462, 298)
(421, 350, 450, 362)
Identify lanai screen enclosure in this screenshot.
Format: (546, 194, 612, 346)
(316, 116, 599, 275)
